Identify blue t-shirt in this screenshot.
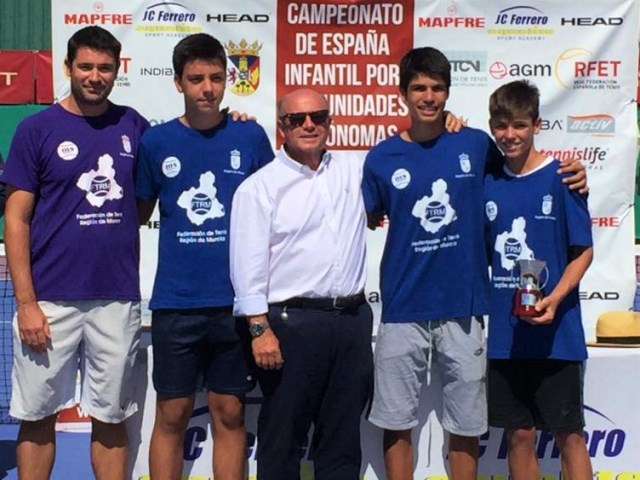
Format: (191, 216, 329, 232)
(136, 117, 274, 309)
(484, 159, 592, 360)
(362, 128, 502, 322)
(3, 103, 148, 301)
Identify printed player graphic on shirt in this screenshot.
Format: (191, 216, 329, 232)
(177, 171, 225, 226)
(411, 179, 457, 233)
(495, 216, 534, 270)
(76, 154, 123, 208)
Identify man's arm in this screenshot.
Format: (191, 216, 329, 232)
(558, 159, 588, 194)
(230, 183, 283, 370)
(5, 186, 50, 352)
(525, 246, 593, 325)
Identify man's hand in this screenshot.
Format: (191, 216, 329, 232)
(558, 158, 588, 194)
(17, 301, 50, 353)
(228, 110, 256, 122)
(252, 328, 284, 370)
(444, 111, 467, 133)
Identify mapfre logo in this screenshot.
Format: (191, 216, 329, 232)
(63, 2, 132, 25)
(488, 5, 554, 40)
(555, 48, 622, 91)
(418, 2, 485, 28)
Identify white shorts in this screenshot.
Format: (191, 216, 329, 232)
(10, 300, 141, 423)
(368, 317, 487, 436)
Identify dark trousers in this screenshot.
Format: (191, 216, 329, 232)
(256, 302, 374, 480)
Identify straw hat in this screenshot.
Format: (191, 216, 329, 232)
(587, 311, 640, 347)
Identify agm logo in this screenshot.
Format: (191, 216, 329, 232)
(489, 61, 551, 79)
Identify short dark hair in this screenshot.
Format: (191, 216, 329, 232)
(172, 33, 227, 78)
(489, 80, 540, 122)
(66, 26, 121, 67)
(399, 47, 451, 94)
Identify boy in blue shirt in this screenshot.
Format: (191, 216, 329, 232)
(136, 33, 273, 479)
(484, 80, 593, 479)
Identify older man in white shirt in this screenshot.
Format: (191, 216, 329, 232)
(230, 88, 372, 480)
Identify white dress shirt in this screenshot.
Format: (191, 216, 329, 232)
(230, 148, 367, 316)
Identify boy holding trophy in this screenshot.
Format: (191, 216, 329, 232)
(484, 80, 594, 478)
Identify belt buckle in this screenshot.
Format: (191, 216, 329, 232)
(332, 296, 345, 310)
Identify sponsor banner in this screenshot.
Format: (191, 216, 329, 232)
(51, 1, 639, 477)
(35, 50, 53, 104)
(129, 342, 640, 478)
(0, 50, 35, 104)
(276, 0, 414, 150)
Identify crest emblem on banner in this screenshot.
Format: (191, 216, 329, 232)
(230, 149, 241, 170)
(542, 194, 553, 215)
(225, 39, 262, 96)
(459, 153, 471, 173)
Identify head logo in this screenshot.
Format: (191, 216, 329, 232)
(560, 17, 623, 26)
(225, 39, 262, 96)
(137, 2, 201, 36)
(555, 48, 622, 90)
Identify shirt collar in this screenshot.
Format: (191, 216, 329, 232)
(276, 148, 332, 176)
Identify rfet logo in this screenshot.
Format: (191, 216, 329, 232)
(555, 48, 622, 90)
(64, 1, 132, 24)
(417, 1, 485, 28)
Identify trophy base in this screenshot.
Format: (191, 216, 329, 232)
(513, 290, 543, 317)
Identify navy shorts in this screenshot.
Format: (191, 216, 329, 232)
(151, 307, 256, 398)
(488, 359, 585, 432)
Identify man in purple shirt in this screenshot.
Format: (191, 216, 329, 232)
(3, 26, 148, 480)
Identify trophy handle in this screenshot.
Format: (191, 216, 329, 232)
(539, 265, 549, 291)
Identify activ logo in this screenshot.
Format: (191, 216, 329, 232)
(567, 114, 615, 135)
(489, 61, 551, 80)
(555, 48, 622, 90)
(488, 5, 554, 40)
(136, 2, 202, 37)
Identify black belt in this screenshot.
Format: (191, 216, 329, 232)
(274, 292, 366, 311)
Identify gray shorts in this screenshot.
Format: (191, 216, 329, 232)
(10, 300, 141, 423)
(368, 317, 487, 436)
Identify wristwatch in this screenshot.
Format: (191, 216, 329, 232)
(249, 321, 270, 338)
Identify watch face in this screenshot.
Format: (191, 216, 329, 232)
(250, 323, 266, 337)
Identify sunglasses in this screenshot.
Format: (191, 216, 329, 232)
(280, 109, 330, 128)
